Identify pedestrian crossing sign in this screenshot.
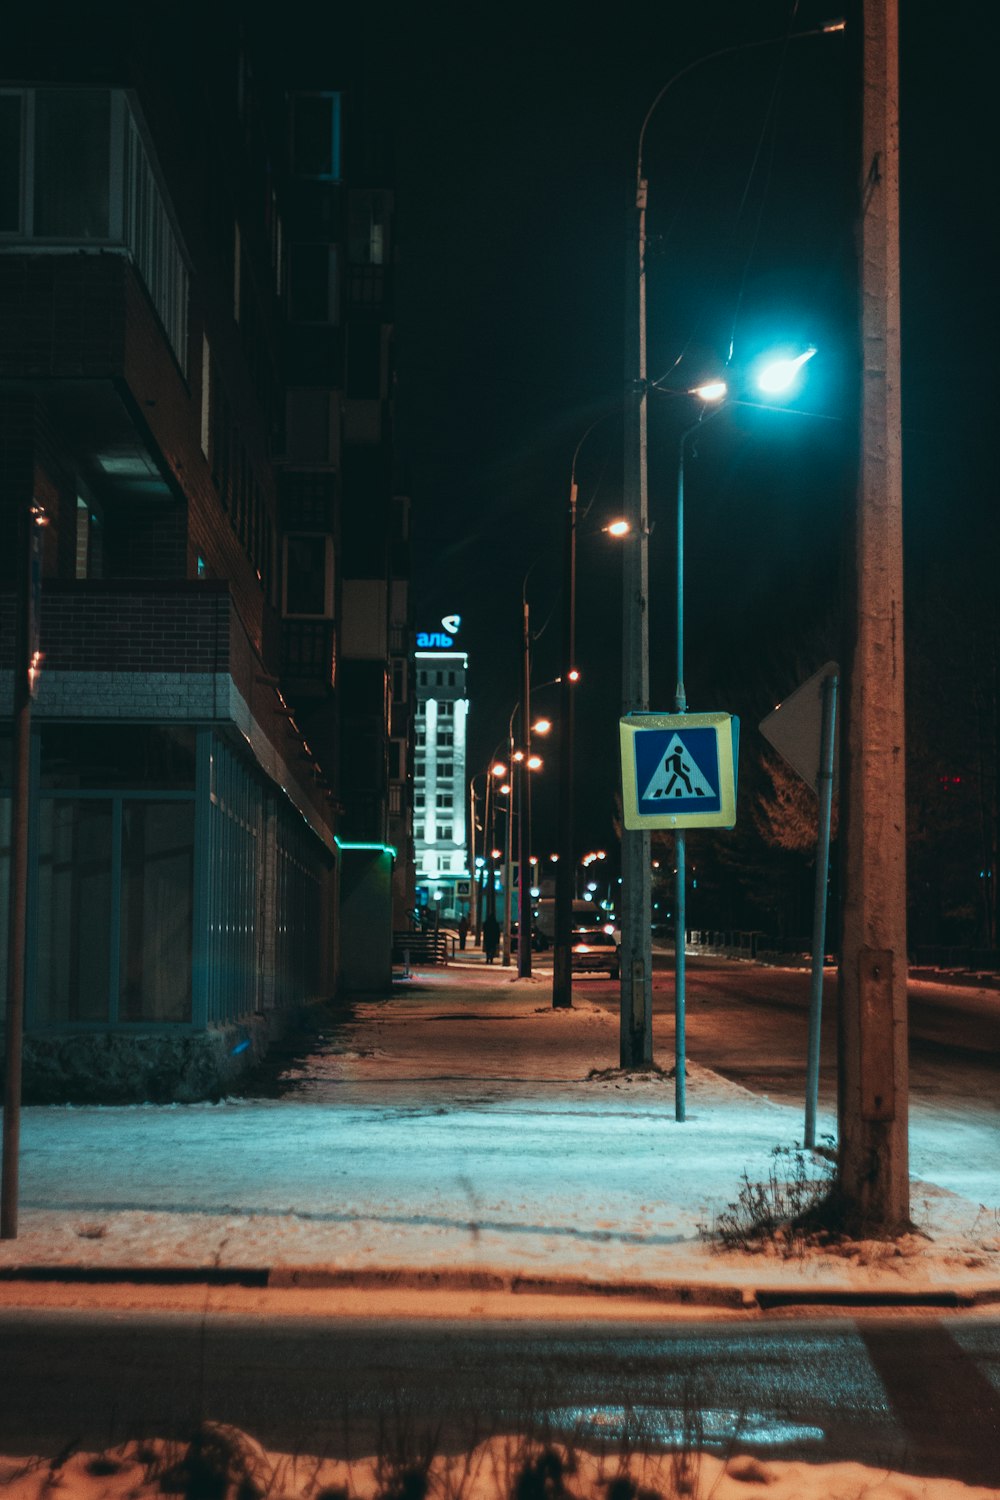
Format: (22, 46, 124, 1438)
(619, 712, 740, 830)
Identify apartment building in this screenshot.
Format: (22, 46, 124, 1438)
(0, 11, 412, 1099)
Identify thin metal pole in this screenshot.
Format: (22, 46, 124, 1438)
(485, 771, 496, 923)
(502, 711, 515, 967)
(623, 18, 843, 1082)
(2, 504, 36, 1240)
(469, 778, 480, 942)
(518, 599, 533, 977)
(552, 481, 577, 1008)
(620, 167, 652, 1064)
(674, 832, 686, 1120)
(673, 429, 689, 1118)
(806, 671, 838, 1148)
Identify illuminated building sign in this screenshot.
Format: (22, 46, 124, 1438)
(417, 613, 462, 650)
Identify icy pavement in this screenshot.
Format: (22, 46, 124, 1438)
(1, 959, 998, 1303)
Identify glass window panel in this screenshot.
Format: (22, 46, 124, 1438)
(33, 89, 110, 238)
(120, 801, 194, 1023)
(289, 243, 338, 323)
(0, 798, 9, 999)
(283, 534, 331, 617)
(0, 94, 23, 232)
(37, 799, 112, 1023)
(292, 94, 341, 179)
(41, 725, 196, 790)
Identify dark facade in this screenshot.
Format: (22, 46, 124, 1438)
(0, 11, 413, 1098)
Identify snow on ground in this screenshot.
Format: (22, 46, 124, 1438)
(2, 1429, 998, 1500)
(0, 961, 998, 1297)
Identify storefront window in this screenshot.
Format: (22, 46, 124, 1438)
(37, 799, 113, 1023)
(120, 802, 194, 1022)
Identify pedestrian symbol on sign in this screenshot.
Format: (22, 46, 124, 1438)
(641, 734, 716, 801)
(620, 712, 738, 830)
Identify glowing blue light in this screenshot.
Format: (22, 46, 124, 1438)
(756, 346, 817, 395)
(231, 1040, 250, 1056)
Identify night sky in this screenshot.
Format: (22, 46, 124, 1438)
(357, 0, 993, 869)
(111, 1, 1000, 878)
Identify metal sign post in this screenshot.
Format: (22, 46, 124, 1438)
(620, 711, 739, 1118)
(760, 663, 840, 1149)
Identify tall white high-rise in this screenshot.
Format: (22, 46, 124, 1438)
(413, 646, 469, 916)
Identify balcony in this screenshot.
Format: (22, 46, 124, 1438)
(280, 619, 336, 690)
(0, 88, 188, 371)
(0, 580, 334, 841)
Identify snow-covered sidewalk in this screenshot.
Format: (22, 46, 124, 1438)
(1, 960, 998, 1304)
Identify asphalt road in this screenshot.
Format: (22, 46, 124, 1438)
(569, 954, 1000, 1116)
(3, 1309, 1000, 1486)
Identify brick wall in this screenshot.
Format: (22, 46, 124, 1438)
(0, 255, 124, 381)
(38, 580, 230, 673)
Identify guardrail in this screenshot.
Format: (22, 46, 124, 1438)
(392, 930, 455, 968)
(911, 945, 1000, 973)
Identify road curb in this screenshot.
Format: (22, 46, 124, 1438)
(4, 1262, 1000, 1310)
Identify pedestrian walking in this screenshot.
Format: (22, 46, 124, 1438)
(458, 914, 469, 950)
(482, 912, 500, 964)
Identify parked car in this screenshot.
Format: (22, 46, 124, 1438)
(570, 926, 621, 979)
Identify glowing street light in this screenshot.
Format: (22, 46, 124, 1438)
(691, 379, 728, 403)
(621, 15, 845, 1084)
(755, 346, 817, 395)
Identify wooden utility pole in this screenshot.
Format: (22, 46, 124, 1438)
(838, 0, 909, 1231)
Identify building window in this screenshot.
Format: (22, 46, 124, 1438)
(289, 243, 339, 324)
(438, 825, 453, 842)
(348, 189, 390, 266)
(1, 90, 188, 370)
(0, 93, 23, 232)
(34, 88, 111, 238)
(388, 740, 405, 781)
(120, 801, 194, 1022)
(391, 658, 407, 705)
(36, 799, 114, 1022)
(200, 336, 212, 460)
(292, 93, 342, 181)
(437, 762, 454, 778)
(435, 794, 450, 809)
(437, 731, 453, 748)
(438, 701, 453, 717)
(282, 533, 334, 618)
(123, 106, 188, 372)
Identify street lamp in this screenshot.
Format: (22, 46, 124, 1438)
(552, 418, 629, 1010)
(667, 354, 818, 1118)
(621, 20, 844, 1073)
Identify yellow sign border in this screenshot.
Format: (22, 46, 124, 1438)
(619, 712, 738, 830)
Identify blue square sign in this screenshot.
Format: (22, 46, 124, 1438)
(619, 712, 739, 830)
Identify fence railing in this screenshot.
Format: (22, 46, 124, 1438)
(392, 930, 455, 967)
